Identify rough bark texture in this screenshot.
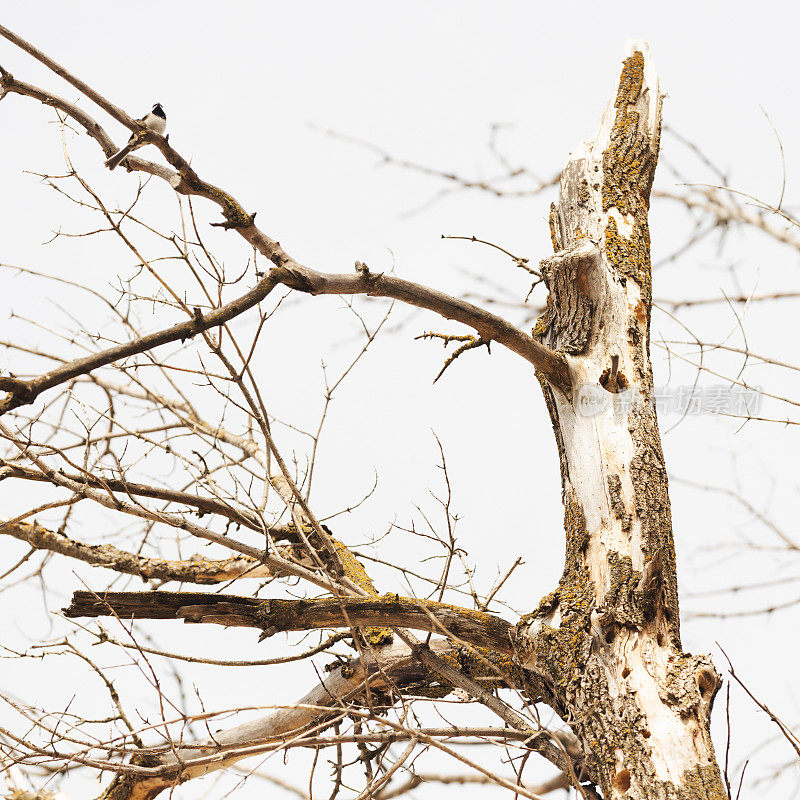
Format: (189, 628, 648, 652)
(0, 519, 279, 583)
(517, 42, 726, 799)
(64, 590, 517, 654)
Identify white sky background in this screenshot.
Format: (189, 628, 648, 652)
(1, 1, 800, 797)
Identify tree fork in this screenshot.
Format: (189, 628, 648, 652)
(517, 42, 726, 798)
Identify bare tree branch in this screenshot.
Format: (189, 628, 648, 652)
(64, 590, 518, 654)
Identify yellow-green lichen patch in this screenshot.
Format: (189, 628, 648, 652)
(331, 537, 379, 595)
(410, 643, 543, 701)
(449, 644, 522, 687)
(182, 177, 254, 229)
(287, 523, 377, 593)
(601, 50, 679, 643)
(627, 408, 681, 645)
(330, 536, 393, 646)
(604, 216, 652, 306)
(602, 108, 646, 217)
(665, 764, 727, 800)
(363, 626, 393, 646)
(614, 51, 645, 108)
(662, 654, 720, 719)
(563, 492, 591, 560)
(533, 590, 559, 617)
(525, 494, 595, 688)
(606, 552, 634, 597)
(601, 48, 659, 314)
(531, 293, 555, 342)
(534, 620, 592, 690)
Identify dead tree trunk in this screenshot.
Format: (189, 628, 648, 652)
(0, 27, 730, 800)
(516, 42, 726, 799)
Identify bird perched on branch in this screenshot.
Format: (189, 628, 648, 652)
(105, 102, 166, 170)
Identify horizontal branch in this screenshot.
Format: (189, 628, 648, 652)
(0, 518, 277, 584)
(375, 771, 570, 800)
(64, 590, 517, 654)
(88, 628, 351, 667)
(1, 464, 295, 537)
(0, 423, 342, 593)
(270, 261, 571, 392)
(270, 726, 541, 746)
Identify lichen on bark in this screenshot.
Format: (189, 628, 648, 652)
(521, 492, 594, 705)
(523, 43, 726, 799)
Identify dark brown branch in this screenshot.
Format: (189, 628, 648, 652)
(64, 591, 517, 654)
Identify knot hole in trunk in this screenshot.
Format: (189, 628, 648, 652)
(599, 354, 629, 393)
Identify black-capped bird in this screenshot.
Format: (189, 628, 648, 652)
(105, 103, 166, 170)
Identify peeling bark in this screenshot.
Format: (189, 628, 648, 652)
(92, 637, 546, 800)
(96, 639, 463, 800)
(519, 42, 726, 799)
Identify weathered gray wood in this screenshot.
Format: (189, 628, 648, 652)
(93, 639, 467, 800)
(65, 590, 517, 654)
(519, 41, 726, 799)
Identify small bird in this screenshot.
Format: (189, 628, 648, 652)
(105, 103, 166, 170)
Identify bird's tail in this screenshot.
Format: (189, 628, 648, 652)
(105, 143, 134, 171)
